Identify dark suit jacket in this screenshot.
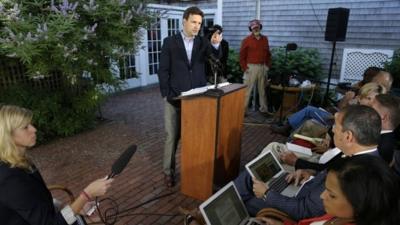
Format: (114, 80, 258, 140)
(393, 150, 400, 176)
(158, 33, 220, 106)
(0, 163, 68, 225)
(295, 153, 343, 171)
(294, 131, 394, 171)
(378, 132, 397, 163)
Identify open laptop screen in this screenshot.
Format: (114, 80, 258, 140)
(248, 152, 281, 183)
(202, 184, 248, 225)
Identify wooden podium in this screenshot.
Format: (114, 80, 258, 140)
(180, 83, 246, 200)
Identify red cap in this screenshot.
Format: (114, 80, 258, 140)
(249, 19, 261, 30)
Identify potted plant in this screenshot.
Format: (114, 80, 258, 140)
(268, 46, 323, 84)
(267, 46, 324, 108)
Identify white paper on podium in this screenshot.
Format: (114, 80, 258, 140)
(180, 82, 230, 97)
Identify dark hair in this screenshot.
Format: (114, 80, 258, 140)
(329, 156, 400, 225)
(206, 24, 223, 40)
(340, 105, 381, 146)
(183, 6, 204, 20)
(360, 66, 383, 86)
(374, 94, 400, 128)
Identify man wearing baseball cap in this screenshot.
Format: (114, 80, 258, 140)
(240, 19, 272, 115)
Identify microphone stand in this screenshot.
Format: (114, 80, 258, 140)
(213, 61, 218, 89)
(277, 43, 297, 125)
(277, 50, 288, 125)
(322, 40, 336, 107)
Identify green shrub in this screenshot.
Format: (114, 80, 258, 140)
(269, 47, 323, 82)
(0, 0, 151, 142)
(0, 84, 104, 143)
(226, 48, 243, 83)
(385, 49, 400, 88)
(0, 0, 151, 83)
(226, 47, 323, 85)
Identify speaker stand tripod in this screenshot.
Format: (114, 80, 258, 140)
(323, 40, 336, 107)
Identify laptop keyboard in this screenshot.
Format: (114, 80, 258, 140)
(269, 172, 289, 193)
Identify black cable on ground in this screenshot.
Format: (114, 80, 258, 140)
(89, 191, 177, 225)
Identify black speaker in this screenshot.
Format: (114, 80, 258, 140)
(325, 8, 350, 42)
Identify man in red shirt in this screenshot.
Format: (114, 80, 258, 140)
(240, 19, 272, 114)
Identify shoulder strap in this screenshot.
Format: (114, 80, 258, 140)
(256, 208, 296, 224)
(323, 218, 355, 225)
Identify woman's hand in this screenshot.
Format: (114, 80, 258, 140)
(344, 91, 356, 100)
(253, 177, 268, 198)
(84, 177, 114, 198)
(71, 177, 114, 214)
(285, 169, 314, 186)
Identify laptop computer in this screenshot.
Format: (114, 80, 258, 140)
(199, 182, 262, 225)
(245, 149, 300, 197)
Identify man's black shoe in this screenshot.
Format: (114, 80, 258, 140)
(271, 123, 291, 136)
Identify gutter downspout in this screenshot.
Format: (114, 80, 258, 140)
(216, 0, 223, 25)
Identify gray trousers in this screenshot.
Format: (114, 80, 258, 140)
(162, 100, 181, 176)
(243, 64, 269, 112)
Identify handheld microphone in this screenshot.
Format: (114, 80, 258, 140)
(208, 54, 221, 66)
(108, 144, 137, 179)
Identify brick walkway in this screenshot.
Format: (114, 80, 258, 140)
(29, 85, 285, 225)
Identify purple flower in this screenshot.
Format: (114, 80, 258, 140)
(51, 0, 79, 16)
(83, 0, 98, 12)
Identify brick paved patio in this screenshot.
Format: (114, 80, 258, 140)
(29, 85, 285, 225)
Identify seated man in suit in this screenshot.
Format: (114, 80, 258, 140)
(280, 93, 400, 170)
(234, 105, 382, 220)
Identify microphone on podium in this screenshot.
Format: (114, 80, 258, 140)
(208, 54, 222, 67)
(206, 54, 225, 96)
(108, 144, 137, 179)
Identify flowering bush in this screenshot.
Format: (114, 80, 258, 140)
(0, 0, 151, 83)
(0, 0, 151, 142)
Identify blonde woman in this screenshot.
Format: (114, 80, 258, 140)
(0, 105, 113, 225)
(355, 82, 386, 106)
(339, 82, 387, 108)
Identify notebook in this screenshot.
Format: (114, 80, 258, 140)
(286, 142, 312, 157)
(199, 182, 262, 225)
(245, 150, 300, 197)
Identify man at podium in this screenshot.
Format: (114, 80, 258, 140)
(157, 6, 222, 187)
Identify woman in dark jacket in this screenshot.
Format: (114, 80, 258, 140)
(205, 24, 229, 84)
(0, 105, 113, 225)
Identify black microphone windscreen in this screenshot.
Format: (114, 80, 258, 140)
(286, 43, 298, 51)
(110, 144, 137, 178)
(208, 54, 220, 63)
